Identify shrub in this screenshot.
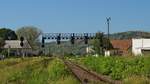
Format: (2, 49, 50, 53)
(124, 76, 150, 84)
(76, 56, 150, 80)
(47, 58, 69, 81)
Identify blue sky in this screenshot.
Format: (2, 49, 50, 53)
(0, 0, 150, 33)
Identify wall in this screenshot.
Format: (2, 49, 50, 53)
(132, 39, 150, 55)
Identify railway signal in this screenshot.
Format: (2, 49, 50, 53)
(42, 37, 45, 48)
(70, 33, 75, 44)
(20, 36, 25, 58)
(20, 36, 24, 47)
(56, 33, 61, 45)
(84, 33, 88, 44)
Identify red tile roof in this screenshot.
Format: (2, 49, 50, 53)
(111, 39, 132, 50)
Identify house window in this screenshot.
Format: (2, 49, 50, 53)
(117, 50, 123, 55)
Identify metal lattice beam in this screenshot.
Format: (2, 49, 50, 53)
(42, 33, 100, 40)
(41, 33, 103, 47)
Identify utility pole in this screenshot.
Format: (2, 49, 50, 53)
(106, 17, 111, 50)
(7, 32, 12, 57)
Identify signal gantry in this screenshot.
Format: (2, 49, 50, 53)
(41, 33, 104, 47)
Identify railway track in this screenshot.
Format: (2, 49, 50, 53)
(63, 59, 122, 84)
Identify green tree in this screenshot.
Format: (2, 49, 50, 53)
(16, 26, 42, 49)
(0, 37, 5, 48)
(0, 28, 17, 40)
(91, 32, 113, 55)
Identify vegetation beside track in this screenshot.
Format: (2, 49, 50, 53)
(0, 57, 79, 84)
(0, 57, 43, 83)
(47, 58, 79, 84)
(67, 55, 150, 83)
(1, 56, 150, 84)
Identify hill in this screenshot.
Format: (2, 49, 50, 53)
(110, 31, 150, 39)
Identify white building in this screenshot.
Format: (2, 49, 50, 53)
(3, 40, 32, 56)
(132, 39, 150, 55)
(4, 40, 31, 49)
(86, 46, 95, 54)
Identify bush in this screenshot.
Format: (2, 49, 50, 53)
(77, 56, 150, 80)
(124, 76, 150, 84)
(47, 58, 69, 81)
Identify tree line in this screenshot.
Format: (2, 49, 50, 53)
(0, 26, 42, 49)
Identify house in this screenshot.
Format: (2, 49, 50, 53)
(132, 38, 150, 55)
(85, 39, 150, 56)
(4, 40, 31, 49)
(86, 39, 132, 56)
(3, 40, 32, 56)
(110, 39, 132, 55)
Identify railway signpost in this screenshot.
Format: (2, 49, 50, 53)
(41, 33, 103, 46)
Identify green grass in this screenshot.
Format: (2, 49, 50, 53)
(0, 57, 44, 83)
(47, 58, 79, 84)
(123, 75, 150, 84)
(0, 57, 45, 68)
(69, 55, 150, 83)
(0, 57, 79, 84)
(2, 55, 149, 84)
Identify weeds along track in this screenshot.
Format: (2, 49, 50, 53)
(0, 57, 42, 68)
(63, 59, 122, 84)
(7, 57, 53, 84)
(0, 57, 52, 83)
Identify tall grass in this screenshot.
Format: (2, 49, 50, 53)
(72, 55, 150, 82)
(0, 57, 44, 84)
(8, 58, 51, 84)
(47, 58, 79, 84)
(0, 57, 79, 84)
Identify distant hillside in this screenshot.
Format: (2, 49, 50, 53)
(110, 31, 150, 39)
